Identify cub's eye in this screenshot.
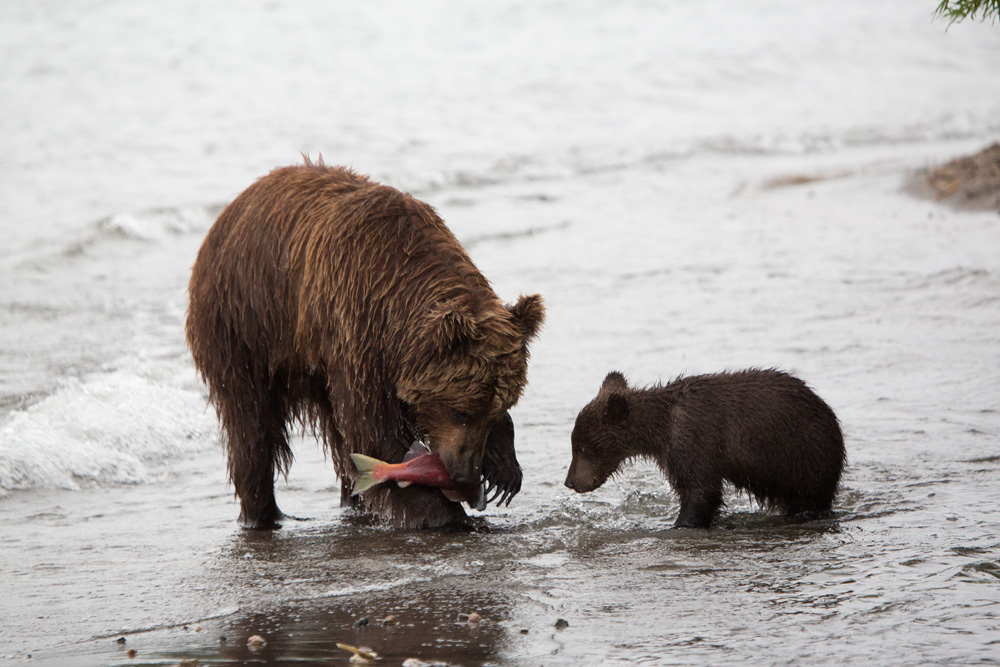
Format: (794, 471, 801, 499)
(451, 409, 471, 425)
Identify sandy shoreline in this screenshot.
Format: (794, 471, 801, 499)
(905, 142, 1000, 213)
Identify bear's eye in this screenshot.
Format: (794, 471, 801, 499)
(451, 409, 471, 425)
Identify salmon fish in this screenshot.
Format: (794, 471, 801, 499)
(350, 442, 486, 510)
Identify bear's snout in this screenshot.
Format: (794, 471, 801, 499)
(565, 475, 592, 493)
(564, 457, 600, 494)
(444, 456, 482, 486)
(435, 443, 483, 487)
(428, 420, 491, 487)
(452, 470, 479, 485)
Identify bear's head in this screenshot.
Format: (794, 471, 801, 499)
(398, 293, 545, 485)
(565, 371, 632, 493)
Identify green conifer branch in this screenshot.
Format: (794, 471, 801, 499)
(934, 0, 1000, 25)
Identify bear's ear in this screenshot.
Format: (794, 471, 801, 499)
(603, 392, 630, 426)
(600, 371, 629, 394)
(509, 294, 545, 342)
(426, 302, 479, 352)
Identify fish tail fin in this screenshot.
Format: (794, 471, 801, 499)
(351, 473, 380, 496)
(349, 453, 384, 496)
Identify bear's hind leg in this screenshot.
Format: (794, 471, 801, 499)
(776, 465, 838, 520)
(780, 491, 834, 521)
(217, 379, 293, 530)
(302, 387, 358, 509)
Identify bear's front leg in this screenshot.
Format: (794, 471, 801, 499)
(482, 412, 522, 507)
(672, 485, 723, 529)
(361, 483, 470, 529)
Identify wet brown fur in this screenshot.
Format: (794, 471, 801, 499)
(186, 158, 544, 529)
(565, 369, 845, 528)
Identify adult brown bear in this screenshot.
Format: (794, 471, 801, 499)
(186, 158, 544, 529)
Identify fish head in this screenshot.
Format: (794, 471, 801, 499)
(565, 371, 632, 493)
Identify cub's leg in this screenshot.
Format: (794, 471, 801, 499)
(672, 483, 723, 529)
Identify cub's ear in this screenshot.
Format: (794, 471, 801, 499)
(600, 371, 629, 394)
(426, 301, 479, 352)
(603, 392, 630, 426)
(509, 294, 545, 342)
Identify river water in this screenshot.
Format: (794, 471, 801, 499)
(2, 2, 999, 665)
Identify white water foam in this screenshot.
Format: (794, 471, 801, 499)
(0, 357, 216, 497)
(95, 206, 214, 243)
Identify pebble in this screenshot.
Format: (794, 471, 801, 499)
(353, 617, 369, 628)
(126, 648, 137, 658)
(555, 618, 569, 630)
(247, 634, 267, 649)
(116, 637, 127, 644)
(467, 612, 482, 624)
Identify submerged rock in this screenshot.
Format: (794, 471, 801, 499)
(910, 142, 1000, 212)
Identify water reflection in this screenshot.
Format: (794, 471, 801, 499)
(193, 521, 523, 665)
(214, 587, 513, 666)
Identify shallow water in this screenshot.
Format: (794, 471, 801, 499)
(3, 2, 1000, 665)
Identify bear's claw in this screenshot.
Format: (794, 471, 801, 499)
(482, 412, 522, 508)
(483, 475, 518, 507)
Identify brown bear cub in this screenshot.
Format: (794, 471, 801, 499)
(186, 158, 544, 529)
(565, 369, 845, 528)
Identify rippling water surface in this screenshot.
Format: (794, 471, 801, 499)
(2, 2, 999, 665)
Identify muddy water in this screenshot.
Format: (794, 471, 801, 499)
(3, 1, 1000, 665)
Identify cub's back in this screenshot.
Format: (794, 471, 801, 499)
(667, 369, 842, 455)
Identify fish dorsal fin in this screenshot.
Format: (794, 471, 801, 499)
(402, 439, 431, 463)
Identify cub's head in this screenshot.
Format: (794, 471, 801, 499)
(565, 371, 633, 493)
(398, 294, 544, 484)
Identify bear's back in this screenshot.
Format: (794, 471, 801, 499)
(664, 369, 842, 461)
